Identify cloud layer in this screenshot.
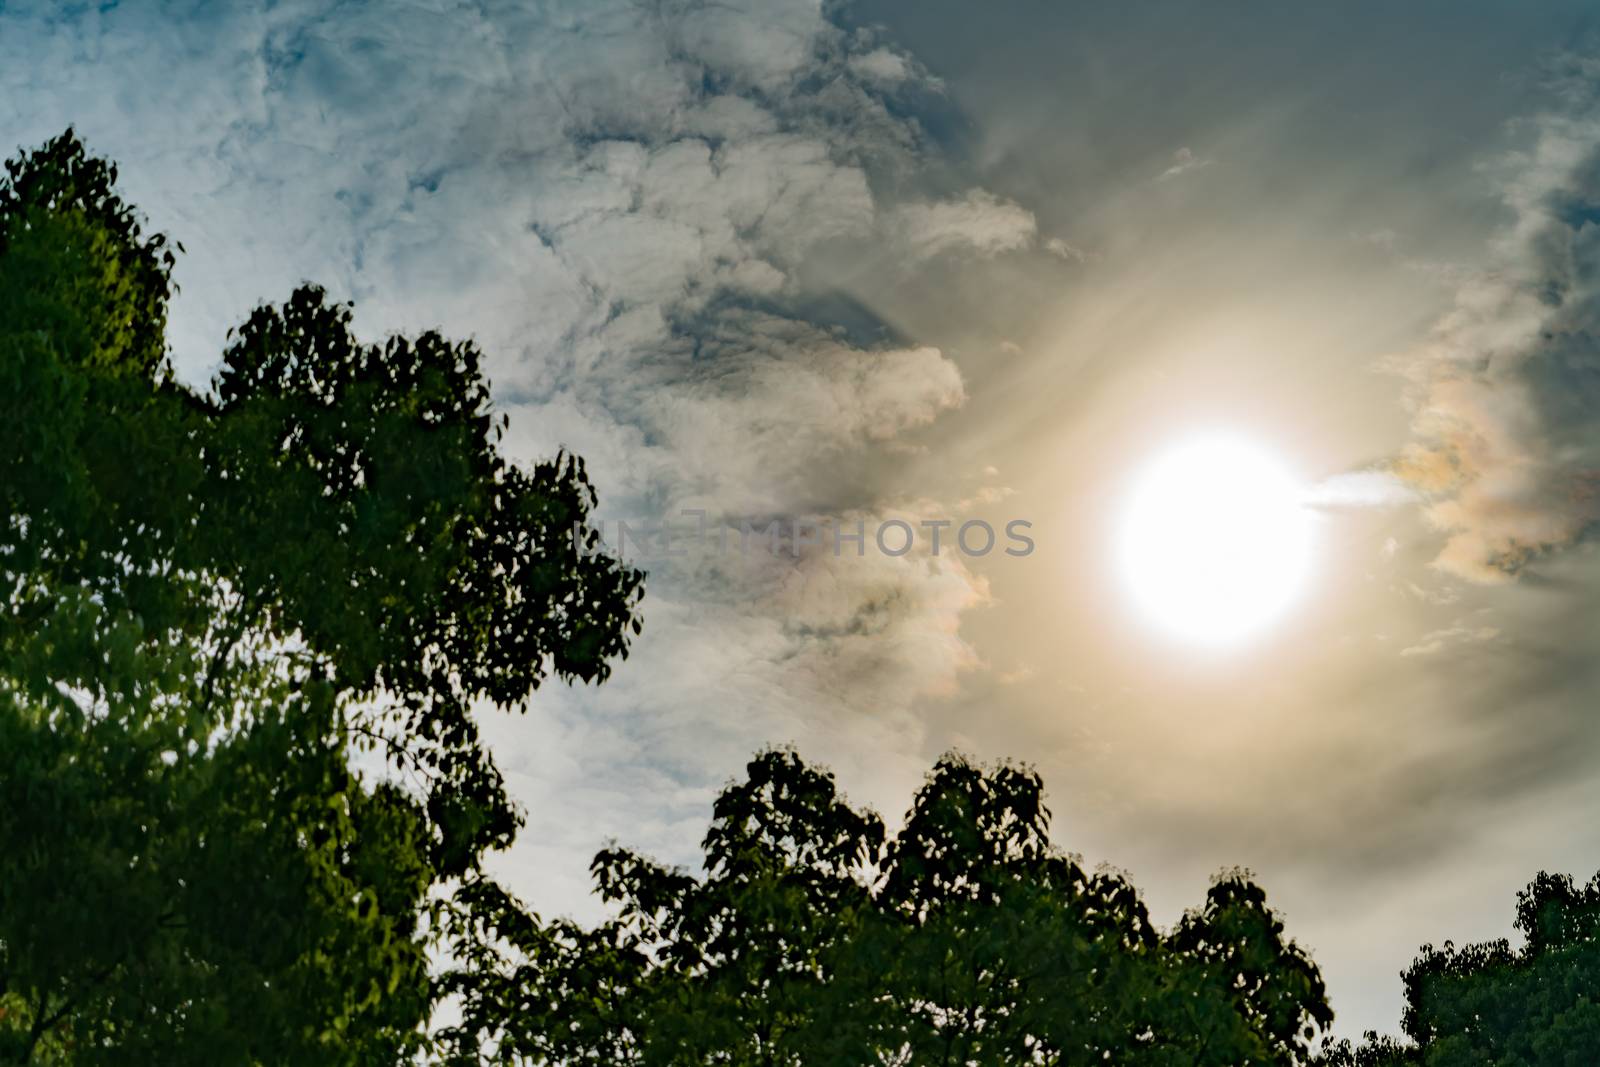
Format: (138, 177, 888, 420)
(1397, 101, 1600, 582)
(0, 0, 1046, 903)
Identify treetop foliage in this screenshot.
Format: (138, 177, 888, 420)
(1316, 871, 1600, 1066)
(443, 748, 1335, 1066)
(7, 126, 1598, 1067)
(0, 128, 642, 1064)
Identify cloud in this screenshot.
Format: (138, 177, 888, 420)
(1399, 621, 1502, 657)
(848, 47, 925, 87)
(1394, 107, 1600, 582)
(598, 311, 967, 513)
(0, 0, 1020, 905)
(1157, 145, 1212, 181)
(1353, 227, 1468, 283)
(957, 484, 1016, 510)
(889, 189, 1038, 259)
(1044, 236, 1094, 263)
(1303, 470, 1419, 509)
(996, 664, 1036, 686)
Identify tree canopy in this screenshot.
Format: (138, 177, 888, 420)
(1317, 871, 1600, 1067)
(16, 125, 1600, 1067)
(447, 748, 1334, 1066)
(0, 129, 643, 1064)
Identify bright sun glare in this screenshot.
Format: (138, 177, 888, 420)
(1115, 433, 1315, 649)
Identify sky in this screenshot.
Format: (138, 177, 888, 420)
(4, 0, 1600, 1038)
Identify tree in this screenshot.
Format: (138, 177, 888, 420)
(453, 749, 1334, 1065)
(1317, 871, 1600, 1067)
(0, 130, 643, 1064)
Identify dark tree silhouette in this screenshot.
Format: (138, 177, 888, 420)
(0, 130, 643, 1064)
(1317, 871, 1600, 1067)
(444, 749, 1334, 1065)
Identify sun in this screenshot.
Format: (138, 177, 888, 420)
(1114, 432, 1315, 648)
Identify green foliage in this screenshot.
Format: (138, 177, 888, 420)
(1317, 872, 1600, 1067)
(35, 124, 1600, 1067)
(443, 749, 1334, 1065)
(0, 130, 643, 1064)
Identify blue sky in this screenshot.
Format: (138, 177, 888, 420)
(5, 0, 1600, 1037)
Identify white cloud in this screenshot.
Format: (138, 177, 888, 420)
(1044, 236, 1094, 262)
(1394, 113, 1600, 582)
(1399, 622, 1502, 657)
(848, 47, 917, 86)
(890, 189, 1039, 260)
(1157, 145, 1212, 181)
(0, 0, 1014, 905)
(1303, 470, 1419, 509)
